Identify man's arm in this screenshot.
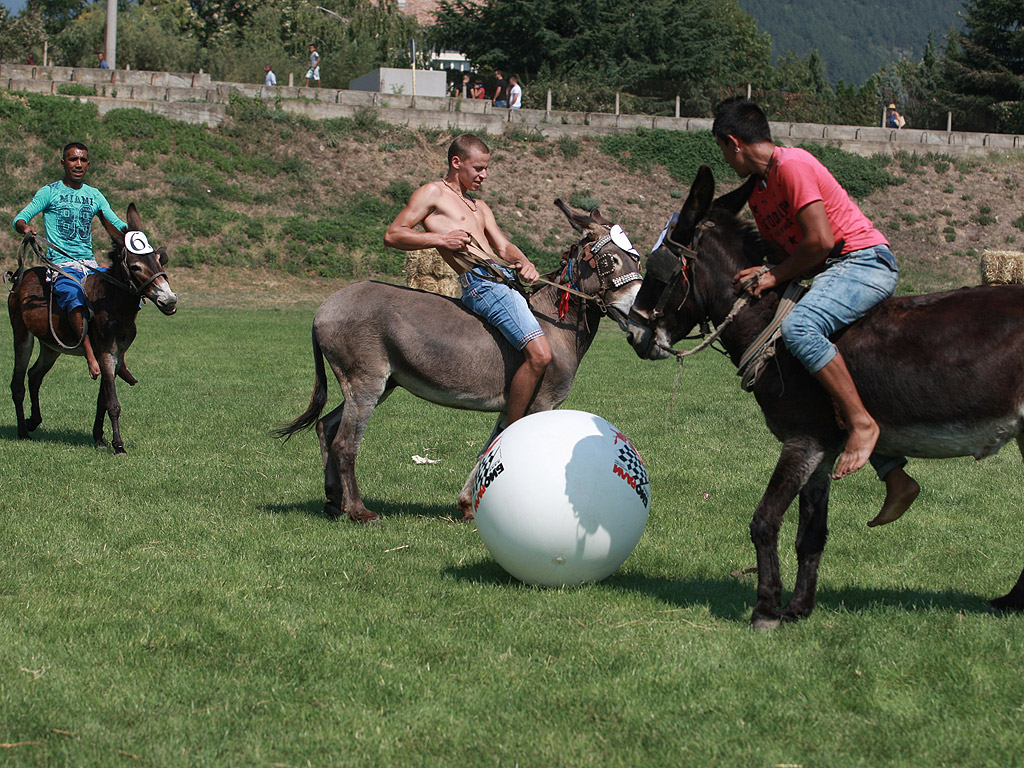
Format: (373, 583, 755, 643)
(480, 202, 539, 282)
(95, 191, 128, 233)
(733, 200, 834, 297)
(384, 184, 471, 253)
(13, 185, 52, 236)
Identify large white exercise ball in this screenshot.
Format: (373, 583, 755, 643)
(472, 409, 651, 587)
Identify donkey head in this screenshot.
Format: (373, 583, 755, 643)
(626, 165, 757, 359)
(553, 199, 643, 330)
(100, 203, 178, 315)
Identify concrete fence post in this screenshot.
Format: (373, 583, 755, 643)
(615, 92, 620, 116)
(947, 112, 953, 132)
(546, 88, 551, 118)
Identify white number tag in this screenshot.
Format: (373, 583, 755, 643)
(610, 224, 639, 257)
(125, 230, 154, 255)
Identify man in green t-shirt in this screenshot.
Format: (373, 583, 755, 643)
(13, 142, 128, 378)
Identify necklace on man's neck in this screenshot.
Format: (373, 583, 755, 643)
(443, 178, 478, 212)
(758, 150, 776, 191)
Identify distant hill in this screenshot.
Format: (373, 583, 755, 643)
(738, 0, 966, 85)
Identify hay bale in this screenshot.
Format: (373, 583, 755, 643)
(981, 250, 1024, 285)
(405, 248, 460, 297)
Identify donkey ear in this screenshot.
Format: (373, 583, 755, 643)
(713, 175, 755, 215)
(669, 164, 715, 247)
(589, 207, 613, 227)
(125, 202, 143, 232)
(97, 209, 125, 247)
(554, 198, 592, 233)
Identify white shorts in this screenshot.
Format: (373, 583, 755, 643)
(306, 66, 320, 81)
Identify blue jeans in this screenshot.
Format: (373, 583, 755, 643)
(494, 100, 508, 109)
(780, 244, 902, 480)
(51, 263, 95, 313)
(459, 266, 543, 350)
(781, 244, 898, 373)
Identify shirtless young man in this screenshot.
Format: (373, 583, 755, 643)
(385, 133, 552, 425)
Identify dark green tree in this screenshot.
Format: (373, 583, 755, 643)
(430, 0, 771, 114)
(940, 0, 1024, 132)
(25, 0, 90, 37)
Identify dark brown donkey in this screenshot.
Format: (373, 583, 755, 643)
(626, 165, 1024, 629)
(8, 203, 177, 453)
(275, 201, 644, 524)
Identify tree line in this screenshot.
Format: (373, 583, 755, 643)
(1, 0, 1020, 133)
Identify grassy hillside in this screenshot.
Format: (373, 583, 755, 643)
(3, 91, 1023, 297)
(738, 0, 965, 84)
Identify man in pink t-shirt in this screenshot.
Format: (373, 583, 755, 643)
(712, 97, 919, 527)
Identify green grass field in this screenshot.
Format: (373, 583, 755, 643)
(1, 306, 1023, 766)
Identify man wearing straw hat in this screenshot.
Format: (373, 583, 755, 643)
(385, 133, 551, 426)
(13, 142, 128, 379)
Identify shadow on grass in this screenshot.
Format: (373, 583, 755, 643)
(0, 423, 97, 447)
(260, 495, 459, 521)
(443, 561, 998, 620)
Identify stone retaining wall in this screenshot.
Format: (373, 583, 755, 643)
(3, 62, 1022, 159)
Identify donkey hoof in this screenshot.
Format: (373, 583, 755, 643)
(348, 509, 381, 525)
(989, 594, 1024, 613)
(751, 616, 781, 633)
(459, 510, 475, 523)
(322, 503, 344, 520)
(114, 446, 127, 456)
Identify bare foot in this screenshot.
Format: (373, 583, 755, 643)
(868, 468, 920, 527)
(832, 419, 879, 479)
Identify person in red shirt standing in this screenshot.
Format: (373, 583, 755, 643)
(713, 97, 919, 526)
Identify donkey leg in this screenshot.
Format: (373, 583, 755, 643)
(328, 383, 393, 525)
(10, 318, 36, 439)
(750, 437, 822, 631)
(93, 362, 123, 452)
(783, 453, 834, 621)
(25, 345, 61, 433)
(316, 403, 345, 519)
(990, 439, 1024, 611)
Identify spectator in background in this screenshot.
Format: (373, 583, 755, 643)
(459, 73, 470, 97)
(98, 53, 109, 70)
(509, 76, 522, 109)
(471, 80, 485, 99)
(305, 44, 320, 88)
(492, 70, 508, 108)
(264, 65, 277, 87)
(887, 103, 905, 129)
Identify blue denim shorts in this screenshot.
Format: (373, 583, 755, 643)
(459, 265, 544, 350)
(780, 244, 898, 374)
(51, 264, 95, 313)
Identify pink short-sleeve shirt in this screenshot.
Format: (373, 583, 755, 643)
(747, 146, 888, 257)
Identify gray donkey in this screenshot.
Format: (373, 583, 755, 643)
(275, 201, 644, 523)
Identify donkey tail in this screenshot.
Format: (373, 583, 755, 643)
(273, 327, 329, 440)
